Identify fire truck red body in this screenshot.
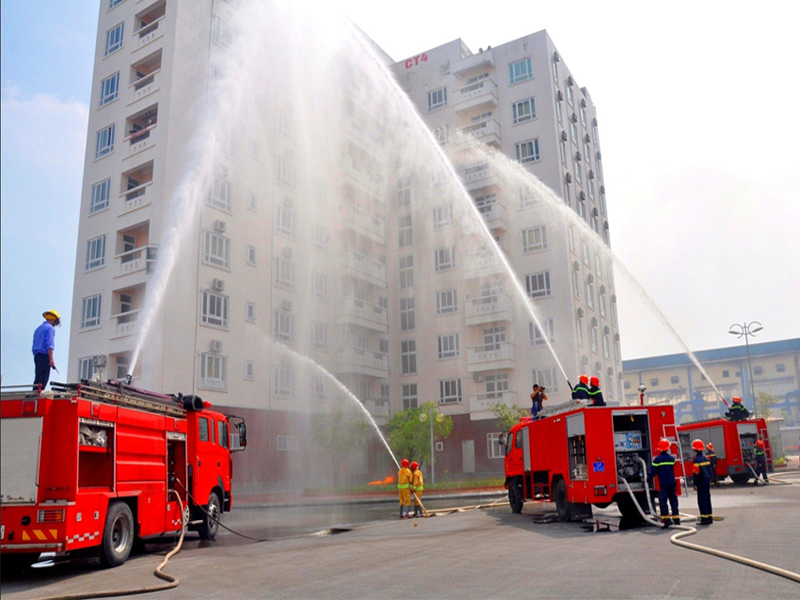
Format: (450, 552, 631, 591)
(677, 418, 772, 483)
(503, 404, 681, 521)
(0, 381, 246, 569)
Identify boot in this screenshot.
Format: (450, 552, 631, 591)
(661, 518, 672, 529)
(399, 506, 405, 519)
(672, 517, 681, 526)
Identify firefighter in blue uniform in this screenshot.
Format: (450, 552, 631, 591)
(691, 439, 714, 524)
(571, 375, 590, 403)
(706, 442, 719, 487)
(725, 397, 750, 421)
(753, 439, 769, 484)
(588, 376, 606, 406)
(648, 438, 680, 528)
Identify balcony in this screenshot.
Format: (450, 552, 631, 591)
(454, 79, 498, 114)
(469, 391, 518, 421)
(463, 250, 506, 280)
(459, 118, 501, 147)
(130, 69, 160, 102)
(344, 204, 386, 244)
(343, 251, 388, 288)
(115, 245, 158, 279)
(364, 398, 390, 425)
(338, 296, 388, 332)
(337, 347, 389, 378)
(120, 184, 152, 215)
(467, 342, 516, 372)
(133, 1, 166, 51)
(460, 162, 501, 192)
(451, 53, 495, 79)
(110, 309, 140, 339)
(126, 123, 157, 157)
(477, 201, 507, 231)
(465, 293, 512, 326)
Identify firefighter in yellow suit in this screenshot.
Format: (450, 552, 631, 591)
(410, 461, 424, 518)
(398, 459, 413, 518)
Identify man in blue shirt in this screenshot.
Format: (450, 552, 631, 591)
(33, 310, 61, 390)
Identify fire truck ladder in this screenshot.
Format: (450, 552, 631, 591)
(51, 381, 187, 418)
(661, 421, 689, 497)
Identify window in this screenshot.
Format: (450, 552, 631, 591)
(671, 376, 679, 385)
(777, 363, 786, 373)
(576, 317, 584, 346)
(311, 271, 328, 300)
(485, 373, 509, 398)
(95, 124, 116, 159)
(581, 240, 590, 265)
(277, 435, 298, 451)
(402, 383, 418, 410)
(246, 245, 257, 266)
(574, 160, 583, 185)
(603, 333, 611, 359)
(427, 87, 447, 111)
(199, 418, 210, 441)
(590, 327, 599, 352)
(483, 326, 506, 351)
(115, 355, 129, 380)
(488, 433, 505, 459)
(81, 294, 102, 329)
(312, 374, 326, 400)
(248, 192, 258, 212)
(90, 179, 111, 213)
(753, 366, 763, 376)
(650, 378, 659, 386)
(311, 322, 328, 350)
(529, 319, 555, 346)
(104, 22, 124, 56)
(584, 142, 592, 167)
(109, 0, 125, 7)
(277, 205, 296, 237)
(532, 368, 559, 393)
(437, 333, 460, 359)
(509, 58, 533, 84)
(436, 289, 458, 314)
(580, 106, 587, 127)
(432, 204, 454, 229)
(200, 353, 227, 390)
(434, 246, 456, 272)
(208, 175, 232, 212)
(512, 98, 536, 124)
(433, 124, 450, 145)
(401, 340, 417, 375)
(722, 370, 730, 378)
(555, 94, 563, 122)
(519, 184, 538, 209)
(212, 16, 233, 48)
(560, 138, 568, 164)
(399, 297, 416, 331)
(551, 60, 559, 83)
(218, 421, 228, 448)
(566, 85, 574, 106)
(439, 378, 462, 404)
(201, 291, 229, 329)
(278, 109, 295, 138)
(380, 339, 389, 355)
(276, 155, 295, 188)
(275, 257, 295, 289)
(585, 281, 595, 309)
(572, 270, 580, 299)
(313, 224, 329, 252)
(398, 255, 414, 290)
(525, 271, 552, 298)
(570, 121, 578, 144)
(275, 311, 295, 343)
(515, 139, 540, 164)
(78, 357, 95, 380)
(624, 381, 631, 390)
(203, 231, 231, 269)
(522, 226, 547, 253)
(85, 235, 106, 270)
(274, 364, 295, 396)
(100, 72, 120, 106)
(599, 292, 607, 317)
(396, 177, 411, 208)
(398, 215, 413, 248)
(245, 301, 255, 322)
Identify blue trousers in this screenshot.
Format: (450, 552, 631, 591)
(695, 481, 712, 518)
(658, 485, 679, 520)
(34, 353, 51, 390)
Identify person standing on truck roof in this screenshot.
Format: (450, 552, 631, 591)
(725, 397, 750, 421)
(691, 439, 714, 525)
(753, 440, 769, 484)
(530, 384, 547, 419)
(410, 461, 424, 517)
(32, 309, 61, 390)
(648, 439, 680, 528)
(571, 375, 590, 404)
(398, 459, 413, 518)
(588, 376, 606, 406)
(706, 443, 719, 487)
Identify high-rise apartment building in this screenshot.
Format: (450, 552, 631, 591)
(69, 1, 620, 484)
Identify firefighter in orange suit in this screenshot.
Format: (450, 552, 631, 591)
(410, 461, 424, 518)
(398, 459, 413, 518)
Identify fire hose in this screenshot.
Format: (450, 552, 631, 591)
(620, 459, 800, 584)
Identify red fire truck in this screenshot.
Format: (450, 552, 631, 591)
(503, 404, 682, 521)
(677, 418, 772, 484)
(0, 380, 246, 570)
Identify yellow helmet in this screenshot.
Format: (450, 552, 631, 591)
(43, 310, 61, 325)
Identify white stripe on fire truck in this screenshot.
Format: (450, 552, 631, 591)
(66, 531, 100, 544)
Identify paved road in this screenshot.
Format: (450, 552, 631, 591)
(3, 475, 799, 599)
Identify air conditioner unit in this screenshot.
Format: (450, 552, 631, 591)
(600, 285, 606, 294)
(553, 51, 560, 62)
(573, 261, 580, 271)
(587, 274, 594, 283)
(571, 113, 578, 123)
(585, 133, 591, 143)
(283, 247, 293, 259)
(213, 278, 225, 291)
(611, 294, 617, 303)
(607, 367, 614, 377)
(581, 356, 589, 365)
(472, 373, 484, 383)
(581, 98, 587, 108)
(576, 307, 585, 318)
(214, 219, 227, 233)
(560, 131, 568, 141)
(210, 339, 223, 353)
(567, 75, 574, 86)
(591, 317, 598, 326)
(594, 361, 602, 372)
(604, 221, 610, 230)
(284, 197, 294, 209)
(588, 170, 595, 180)
(565, 173, 572, 183)
(592, 207, 599, 217)
(575, 151, 582, 161)
(282, 299, 293, 312)
(592, 117, 598, 126)
(615, 333, 620, 341)
(92, 355, 107, 368)
(603, 326, 610, 334)
(596, 151, 602, 161)
(579, 191, 586, 201)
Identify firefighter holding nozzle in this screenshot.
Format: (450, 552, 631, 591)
(570, 374, 590, 404)
(410, 461, 424, 517)
(753, 439, 769, 484)
(648, 439, 680, 528)
(725, 397, 750, 421)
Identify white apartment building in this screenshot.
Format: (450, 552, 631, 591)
(68, 1, 620, 482)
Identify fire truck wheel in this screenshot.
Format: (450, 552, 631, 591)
(198, 492, 221, 540)
(730, 473, 751, 484)
(554, 479, 570, 522)
(101, 502, 134, 568)
(508, 479, 523, 513)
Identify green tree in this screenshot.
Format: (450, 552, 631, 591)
(387, 402, 453, 469)
(492, 402, 529, 434)
(756, 392, 779, 419)
(312, 407, 370, 489)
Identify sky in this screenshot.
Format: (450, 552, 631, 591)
(2, 0, 799, 385)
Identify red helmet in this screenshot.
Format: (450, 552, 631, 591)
(756, 440, 764, 448)
(401, 459, 409, 467)
(692, 439, 705, 451)
(657, 439, 671, 452)
(590, 376, 600, 387)
(410, 461, 419, 470)
(731, 397, 742, 403)
(579, 374, 589, 385)
(707, 442, 714, 451)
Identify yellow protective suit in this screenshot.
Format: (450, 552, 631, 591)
(398, 467, 413, 507)
(411, 469, 424, 506)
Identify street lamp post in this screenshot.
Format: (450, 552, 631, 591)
(420, 409, 444, 486)
(728, 321, 763, 419)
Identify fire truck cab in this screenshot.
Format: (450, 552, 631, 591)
(503, 404, 681, 521)
(0, 380, 246, 570)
